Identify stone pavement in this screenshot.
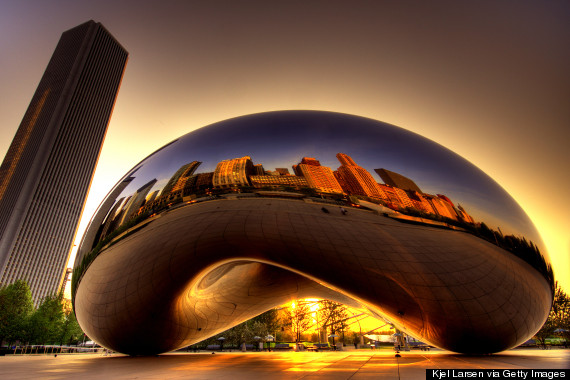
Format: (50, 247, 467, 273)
(0, 348, 568, 379)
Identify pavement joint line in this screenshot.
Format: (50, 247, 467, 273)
(285, 352, 331, 374)
(421, 354, 441, 370)
(448, 355, 488, 369)
(396, 354, 402, 380)
(347, 353, 375, 380)
(298, 353, 353, 379)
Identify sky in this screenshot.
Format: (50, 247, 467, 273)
(0, 0, 568, 291)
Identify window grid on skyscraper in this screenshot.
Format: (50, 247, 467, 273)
(0, 21, 127, 305)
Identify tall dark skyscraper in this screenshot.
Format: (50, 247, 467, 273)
(0, 21, 128, 304)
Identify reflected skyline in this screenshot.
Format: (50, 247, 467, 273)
(90, 111, 544, 243)
(75, 111, 552, 296)
(104, 152, 480, 231)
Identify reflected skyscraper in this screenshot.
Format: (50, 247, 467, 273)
(335, 153, 387, 199)
(294, 157, 344, 194)
(375, 168, 422, 193)
(161, 161, 201, 196)
(213, 156, 254, 188)
(117, 179, 158, 225)
(0, 21, 128, 304)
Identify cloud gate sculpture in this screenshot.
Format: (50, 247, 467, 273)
(72, 111, 553, 355)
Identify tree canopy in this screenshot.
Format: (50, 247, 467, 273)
(0, 280, 84, 347)
(534, 283, 569, 347)
(0, 280, 33, 345)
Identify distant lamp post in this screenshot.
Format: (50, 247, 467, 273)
(217, 337, 225, 352)
(328, 333, 339, 350)
(265, 334, 274, 351)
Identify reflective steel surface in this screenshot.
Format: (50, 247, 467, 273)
(72, 111, 553, 355)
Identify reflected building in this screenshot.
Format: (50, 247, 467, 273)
(391, 186, 415, 209)
(161, 161, 201, 196)
(457, 204, 475, 224)
(97, 197, 127, 241)
(77, 175, 135, 266)
(375, 168, 422, 193)
(213, 156, 254, 188)
(377, 183, 409, 209)
(0, 21, 127, 304)
(253, 164, 265, 176)
(335, 153, 387, 200)
(294, 157, 344, 194)
(275, 168, 290, 176)
(250, 174, 309, 189)
(72, 110, 553, 356)
(118, 179, 157, 225)
(193, 172, 214, 192)
(405, 192, 431, 214)
(423, 193, 458, 220)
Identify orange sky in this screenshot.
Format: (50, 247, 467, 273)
(1, 1, 568, 291)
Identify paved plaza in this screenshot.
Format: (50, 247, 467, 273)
(0, 348, 568, 379)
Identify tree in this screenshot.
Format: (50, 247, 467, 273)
(28, 293, 65, 344)
(283, 300, 313, 343)
(317, 300, 349, 343)
(224, 309, 282, 347)
(226, 321, 253, 347)
(551, 284, 570, 346)
(251, 308, 280, 335)
(192, 308, 282, 350)
(0, 279, 34, 346)
(534, 283, 570, 348)
(58, 309, 84, 345)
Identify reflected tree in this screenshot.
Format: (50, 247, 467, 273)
(193, 308, 282, 349)
(317, 300, 349, 343)
(283, 300, 312, 344)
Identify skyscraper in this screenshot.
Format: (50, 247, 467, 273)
(0, 21, 128, 304)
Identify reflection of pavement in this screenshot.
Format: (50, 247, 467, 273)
(0, 349, 568, 379)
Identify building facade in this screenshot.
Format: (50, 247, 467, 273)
(0, 21, 128, 304)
